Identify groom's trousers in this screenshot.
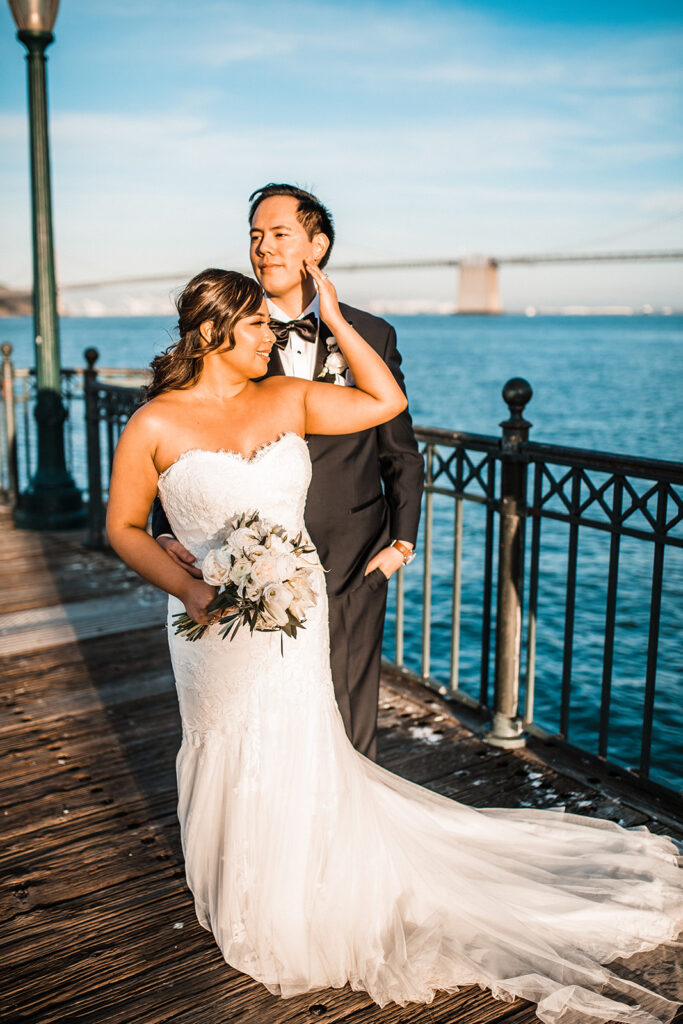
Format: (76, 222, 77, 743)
(327, 568, 389, 763)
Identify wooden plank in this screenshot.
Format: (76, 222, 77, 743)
(0, 590, 167, 654)
(0, 530, 141, 614)
(1, 516, 682, 1024)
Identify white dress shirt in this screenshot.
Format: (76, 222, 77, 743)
(266, 295, 319, 381)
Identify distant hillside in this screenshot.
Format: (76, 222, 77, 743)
(0, 286, 32, 317)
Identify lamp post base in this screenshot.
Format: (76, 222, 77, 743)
(14, 484, 86, 531)
(14, 390, 86, 530)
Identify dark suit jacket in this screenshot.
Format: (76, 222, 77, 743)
(152, 302, 424, 598)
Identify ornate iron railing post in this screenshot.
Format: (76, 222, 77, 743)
(1, 343, 19, 503)
(84, 347, 105, 547)
(487, 378, 533, 748)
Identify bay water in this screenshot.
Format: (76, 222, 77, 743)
(2, 314, 681, 789)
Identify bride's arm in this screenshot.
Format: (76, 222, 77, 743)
(301, 260, 407, 435)
(106, 407, 217, 623)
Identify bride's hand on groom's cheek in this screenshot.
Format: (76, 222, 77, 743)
(364, 545, 405, 582)
(304, 258, 343, 329)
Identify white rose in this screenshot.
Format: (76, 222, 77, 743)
(214, 544, 234, 570)
(266, 533, 292, 555)
(244, 581, 262, 602)
(202, 549, 232, 587)
(293, 566, 317, 588)
(250, 554, 281, 587)
(228, 527, 261, 555)
(286, 578, 316, 621)
(326, 351, 347, 375)
(267, 582, 292, 607)
(262, 583, 292, 626)
(288, 594, 309, 621)
(229, 557, 251, 589)
(274, 552, 297, 582)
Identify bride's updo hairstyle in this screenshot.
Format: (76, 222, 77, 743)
(145, 269, 263, 400)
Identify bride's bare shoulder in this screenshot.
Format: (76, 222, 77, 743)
(257, 375, 307, 395)
(121, 391, 182, 443)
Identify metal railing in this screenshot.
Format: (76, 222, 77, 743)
(83, 348, 146, 545)
(3, 346, 681, 794)
(522, 438, 682, 779)
(0, 343, 148, 505)
(388, 382, 682, 794)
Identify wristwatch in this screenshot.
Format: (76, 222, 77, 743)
(390, 539, 417, 566)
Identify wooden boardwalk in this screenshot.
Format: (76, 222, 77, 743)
(1, 502, 681, 1024)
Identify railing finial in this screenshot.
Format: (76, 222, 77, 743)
(1, 342, 13, 360)
(84, 347, 99, 370)
(501, 377, 533, 432)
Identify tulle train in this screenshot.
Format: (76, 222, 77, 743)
(173, 663, 682, 1024)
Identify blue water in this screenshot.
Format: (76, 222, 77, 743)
(2, 314, 682, 790)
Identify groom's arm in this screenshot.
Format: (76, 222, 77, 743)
(150, 496, 202, 578)
(151, 495, 173, 539)
(376, 324, 424, 546)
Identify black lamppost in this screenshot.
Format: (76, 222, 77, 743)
(9, 0, 85, 529)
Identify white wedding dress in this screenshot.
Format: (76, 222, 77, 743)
(157, 432, 682, 1024)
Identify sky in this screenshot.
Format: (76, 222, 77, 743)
(1, 0, 682, 314)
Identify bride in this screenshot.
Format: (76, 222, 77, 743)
(107, 263, 682, 1024)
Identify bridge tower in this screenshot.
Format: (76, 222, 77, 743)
(456, 258, 502, 314)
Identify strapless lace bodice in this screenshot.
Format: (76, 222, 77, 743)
(157, 432, 311, 564)
(160, 429, 332, 746)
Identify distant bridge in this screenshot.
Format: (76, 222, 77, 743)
(3, 250, 683, 315)
(330, 251, 683, 312)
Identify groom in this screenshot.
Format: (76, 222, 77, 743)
(153, 183, 424, 760)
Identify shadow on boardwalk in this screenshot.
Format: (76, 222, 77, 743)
(1, 502, 681, 1024)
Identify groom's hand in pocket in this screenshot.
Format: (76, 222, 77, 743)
(364, 545, 405, 583)
(157, 536, 203, 579)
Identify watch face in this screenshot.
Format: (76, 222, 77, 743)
(404, 550, 417, 566)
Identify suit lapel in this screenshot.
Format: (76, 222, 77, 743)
(314, 328, 330, 381)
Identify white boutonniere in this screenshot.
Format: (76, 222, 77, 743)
(318, 338, 351, 385)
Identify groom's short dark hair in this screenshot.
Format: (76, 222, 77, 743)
(248, 184, 335, 269)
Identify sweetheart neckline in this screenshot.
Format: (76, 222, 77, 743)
(157, 432, 306, 483)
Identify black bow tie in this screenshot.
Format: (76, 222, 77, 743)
(268, 312, 318, 350)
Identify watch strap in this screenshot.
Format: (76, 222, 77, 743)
(391, 539, 416, 564)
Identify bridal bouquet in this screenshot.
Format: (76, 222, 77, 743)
(172, 511, 319, 642)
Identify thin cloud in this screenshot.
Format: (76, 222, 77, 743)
(197, 31, 299, 66)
